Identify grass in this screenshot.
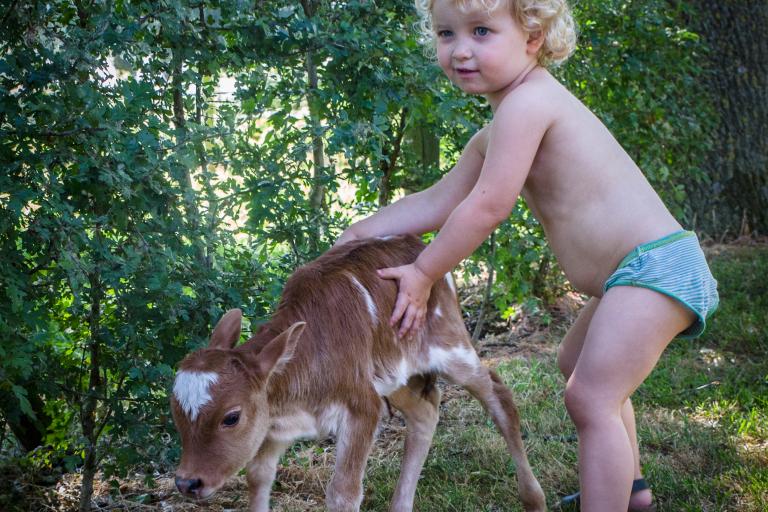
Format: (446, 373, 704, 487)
(3, 244, 766, 510)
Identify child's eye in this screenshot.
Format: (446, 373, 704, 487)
(474, 26, 490, 36)
(436, 30, 453, 38)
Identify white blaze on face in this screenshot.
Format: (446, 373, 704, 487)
(173, 370, 219, 422)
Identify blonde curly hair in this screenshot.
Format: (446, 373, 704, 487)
(414, 0, 576, 66)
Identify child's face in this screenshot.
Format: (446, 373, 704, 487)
(432, 0, 539, 100)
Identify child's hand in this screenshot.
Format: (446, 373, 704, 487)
(377, 263, 433, 338)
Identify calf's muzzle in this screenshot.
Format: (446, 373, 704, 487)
(175, 476, 203, 497)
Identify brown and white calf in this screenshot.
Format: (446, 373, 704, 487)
(170, 235, 546, 512)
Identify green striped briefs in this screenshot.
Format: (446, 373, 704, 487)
(604, 230, 719, 339)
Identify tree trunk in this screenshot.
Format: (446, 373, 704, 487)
(78, 266, 104, 512)
(196, 4, 215, 270)
(688, 0, 768, 235)
(301, 0, 327, 251)
(403, 121, 440, 195)
(305, 49, 326, 213)
(172, 42, 209, 268)
(410, 123, 440, 175)
(378, 108, 408, 207)
(172, 46, 197, 224)
(472, 231, 496, 345)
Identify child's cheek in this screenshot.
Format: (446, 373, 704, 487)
(436, 51, 451, 76)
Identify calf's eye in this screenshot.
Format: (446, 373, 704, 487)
(222, 411, 240, 427)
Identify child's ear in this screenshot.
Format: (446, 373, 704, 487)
(526, 31, 545, 54)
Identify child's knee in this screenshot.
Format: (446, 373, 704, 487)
(563, 380, 587, 424)
(563, 379, 619, 427)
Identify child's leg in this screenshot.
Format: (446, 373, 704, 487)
(557, 298, 650, 505)
(563, 286, 694, 512)
(619, 399, 655, 509)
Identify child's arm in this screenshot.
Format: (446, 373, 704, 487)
(380, 88, 552, 336)
(335, 128, 488, 245)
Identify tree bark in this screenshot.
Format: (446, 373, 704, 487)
(196, 4, 216, 270)
(172, 41, 208, 268)
(688, 0, 768, 235)
(78, 264, 104, 512)
(378, 108, 408, 207)
(301, 0, 327, 251)
(305, 49, 326, 213)
(472, 231, 496, 345)
(403, 121, 440, 194)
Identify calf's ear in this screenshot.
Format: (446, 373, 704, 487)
(254, 322, 306, 381)
(210, 309, 243, 349)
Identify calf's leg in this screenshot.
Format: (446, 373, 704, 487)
(445, 354, 547, 512)
(247, 439, 290, 512)
(387, 374, 441, 512)
(326, 404, 380, 512)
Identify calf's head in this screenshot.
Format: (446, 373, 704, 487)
(171, 308, 305, 499)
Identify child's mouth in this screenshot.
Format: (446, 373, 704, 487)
(456, 68, 479, 76)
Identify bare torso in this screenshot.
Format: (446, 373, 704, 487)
(477, 69, 682, 297)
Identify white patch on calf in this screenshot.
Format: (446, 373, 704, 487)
(173, 370, 219, 422)
(318, 403, 349, 437)
(445, 273, 456, 294)
(267, 404, 349, 444)
(269, 410, 319, 443)
(427, 345, 480, 374)
(373, 358, 412, 396)
(347, 273, 378, 324)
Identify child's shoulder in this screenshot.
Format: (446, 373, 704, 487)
(497, 70, 565, 117)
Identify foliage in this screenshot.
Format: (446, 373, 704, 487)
(0, 0, 278, 508)
(559, 0, 713, 220)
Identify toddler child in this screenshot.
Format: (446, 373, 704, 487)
(337, 1, 718, 510)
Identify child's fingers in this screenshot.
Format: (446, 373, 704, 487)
(390, 291, 409, 328)
(399, 305, 428, 339)
(378, 267, 405, 326)
(398, 304, 417, 338)
(377, 267, 398, 280)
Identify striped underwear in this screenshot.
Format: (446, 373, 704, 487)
(604, 230, 719, 338)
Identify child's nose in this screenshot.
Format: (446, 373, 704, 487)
(452, 40, 472, 60)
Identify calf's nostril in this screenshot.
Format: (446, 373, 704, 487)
(175, 476, 204, 495)
(188, 478, 203, 491)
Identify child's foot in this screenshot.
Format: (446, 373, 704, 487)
(557, 477, 656, 511)
(628, 479, 656, 512)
